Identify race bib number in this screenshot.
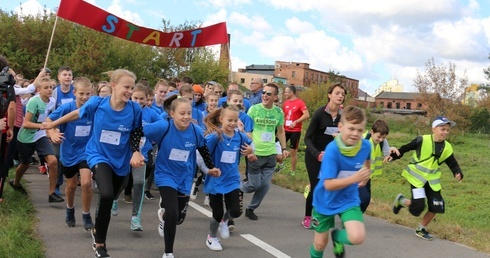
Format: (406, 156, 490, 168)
(75, 125, 91, 137)
(337, 170, 355, 179)
(261, 132, 273, 142)
(220, 151, 236, 164)
(169, 149, 190, 162)
(37, 114, 47, 123)
(99, 130, 121, 145)
(61, 98, 74, 105)
(324, 127, 338, 135)
(139, 137, 146, 149)
(412, 188, 426, 199)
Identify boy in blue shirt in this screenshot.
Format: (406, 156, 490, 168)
(310, 106, 371, 258)
(46, 77, 94, 229)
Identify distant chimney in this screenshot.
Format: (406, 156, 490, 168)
(219, 34, 231, 81)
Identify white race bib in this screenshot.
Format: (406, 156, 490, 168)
(37, 114, 47, 123)
(261, 132, 273, 142)
(74, 125, 91, 137)
(412, 188, 426, 199)
(324, 127, 339, 135)
(139, 137, 146, 149)
(169, 148, 190, 162)
(220, 151, 236, 164)
(99, 130, 121, 145)
(337, 170, 356, 179)
(61, 98, 74, 105)
(285, 120, 293, 127)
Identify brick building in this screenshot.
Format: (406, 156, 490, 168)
(375, 92, 424, 110)
(273, 61, 359, 98)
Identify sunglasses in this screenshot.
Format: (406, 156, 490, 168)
(262, 90, 274, 96)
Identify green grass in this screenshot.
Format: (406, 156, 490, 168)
(0, 178, 44, 258)
(271, 116, 490, 254)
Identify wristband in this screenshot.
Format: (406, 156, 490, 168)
(282, 148, 287, 151)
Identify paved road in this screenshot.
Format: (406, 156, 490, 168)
(22, 168, 489, 258)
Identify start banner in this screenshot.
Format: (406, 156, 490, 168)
(57, 0, 229, 48)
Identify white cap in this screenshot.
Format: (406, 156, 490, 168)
(432, 116, 456, 128)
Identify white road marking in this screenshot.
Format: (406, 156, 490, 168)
(241, 234, 291, 258)
(189, 201, 212, 217)
(189, 201, 291, 258)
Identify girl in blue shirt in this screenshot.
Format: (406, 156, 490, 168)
(310, 106, 371, 258)
(112, 84, 162, 231)
(143, 97, 219, 258)
(44, 69, 145, 258)
(197, 104, 253, 251)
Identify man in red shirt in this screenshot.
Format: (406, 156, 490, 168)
(282, 86, 309, 175)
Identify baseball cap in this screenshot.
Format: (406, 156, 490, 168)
(432, 116, 456, 128)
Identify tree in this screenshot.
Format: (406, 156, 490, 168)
(413, 58, 470, 132)
(180, 49, 229, 85)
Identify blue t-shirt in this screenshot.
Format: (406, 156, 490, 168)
(313, 139, 371, 215)
(144, 120, 205, 195)
(79, 96, 142, 176)
(194, 101, 206, 112)
(203, 131, 252, 195)
(49, 101, 92, 167)
(218, 97, 251, 112)
(55, 85, 75, 108)
(140, 106, 162, 161)
(192, 107, 205, 129)
(239, 111, 254, 133)
(151, 101, 164, 114)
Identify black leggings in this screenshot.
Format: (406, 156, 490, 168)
(209, 188, 243, 222)
(93, 163, 126, 244)
(158, 186, 189, 254)
(305, 150, 321, 217)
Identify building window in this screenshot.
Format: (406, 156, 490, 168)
(406, 103, 412, 110)
(379, 102, 384, 108)
(292, 71, 296, 78)
(387, 102, 392, 109)
(263, 79, 268, 83)
(240, 78, 245, 84)
(396, 102, 400, 109)
(417, 103, 422, 109)
(306, 71, 308, 79)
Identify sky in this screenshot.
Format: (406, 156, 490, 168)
(3, 0, 490, 95)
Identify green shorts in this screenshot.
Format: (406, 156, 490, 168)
(311, 206, 364, 233)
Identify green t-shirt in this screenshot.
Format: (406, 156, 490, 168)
(17, 95, 56, 143)
(247, 104, 284, 156)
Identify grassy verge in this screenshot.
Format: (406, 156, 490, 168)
(271, 120, 490, 254)
(0, 178, 44, 258)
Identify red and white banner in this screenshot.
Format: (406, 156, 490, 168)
(57, 0, 229, 48)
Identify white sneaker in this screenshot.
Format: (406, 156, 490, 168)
(111, 200, 118, 216)
(218, 220, 230, 239)
(203, 195, 210, 206)
(157, 208, 165, 237)
(206, 234, 222, 251)
(190, 181, 198, 200)
(162, 253, 174, 258)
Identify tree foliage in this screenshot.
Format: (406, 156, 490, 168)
(413, 58, 470, 133)
(0, 10, 228, 86)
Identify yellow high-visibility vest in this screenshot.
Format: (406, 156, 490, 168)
(363, 132, 384, 177)
(401, 134, 453, 191)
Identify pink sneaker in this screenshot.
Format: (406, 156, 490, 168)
(302, 216, 311, 229)
(38, 165, 47, 174)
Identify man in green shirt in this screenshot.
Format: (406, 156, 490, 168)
(241, 83, 289, 220)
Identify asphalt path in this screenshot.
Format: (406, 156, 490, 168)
(21, 168, 489, 258)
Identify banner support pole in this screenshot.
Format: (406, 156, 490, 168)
(44, 14, 59, 70)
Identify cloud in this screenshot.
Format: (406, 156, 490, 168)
(285, 17, 317, 35)
(231, 56, 247, 72)
(203, 0, 251, 8)
(229, 12, 272, 31)
(107, 0, 145, 25)
(14, 0, 50, 17)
